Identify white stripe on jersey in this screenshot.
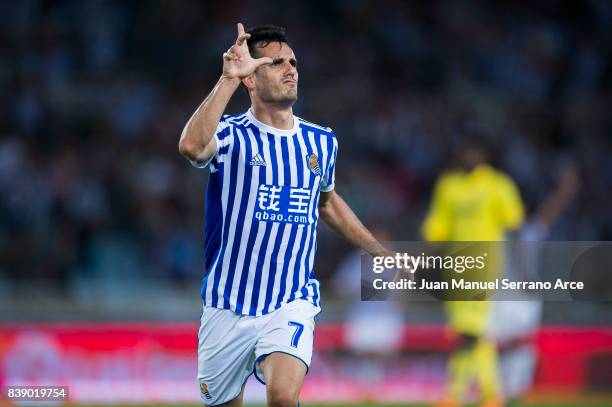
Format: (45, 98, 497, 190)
(265, 132, 290, 314)
(217, 125, 246, 307)
(227, 126, 260, 309)
(279, 134, 304, 305)
(240, 125, 268, 312)
(293, 133, 315, 301)
(199, 109, 338, 316)
(254, 131, 280, 316)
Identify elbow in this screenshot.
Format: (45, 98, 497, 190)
(318, 191, 336, 221)
(178, 138, 200, 161)
(318, 202, 334, 224)
(318, 205, 329, 221)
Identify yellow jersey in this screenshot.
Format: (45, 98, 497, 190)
(422, 164, 524, 242)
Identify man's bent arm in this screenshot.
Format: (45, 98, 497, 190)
(178, 76, 241, 163)
(178, 22, 272, 163)
(319, 190, 391, 257)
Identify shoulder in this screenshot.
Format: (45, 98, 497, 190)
(437, 171, 462, 187)
(216, 113, 248, 143)
(484, 168, 522, 203)
(433, 171, 468, 199)
(220, 112, 248, 126)
(489, 167, 518, 189)
(296, 116, 335, 138)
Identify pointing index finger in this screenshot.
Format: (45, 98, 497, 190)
(237, 22, 245, 37)
(236, 33, 250, 46)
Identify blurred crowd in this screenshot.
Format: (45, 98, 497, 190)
(1, 0, 611, 288)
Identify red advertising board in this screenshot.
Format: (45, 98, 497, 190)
(0, 323, 610, 403)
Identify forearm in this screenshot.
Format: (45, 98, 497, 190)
(319, 192, 389, 257)
(178, 75, 241, 161)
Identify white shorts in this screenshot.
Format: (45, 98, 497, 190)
(197, 299, 319, 406)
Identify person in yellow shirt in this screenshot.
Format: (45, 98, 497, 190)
(422, 138, 524, 407)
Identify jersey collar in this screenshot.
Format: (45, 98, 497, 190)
(246, 108, 299, 137)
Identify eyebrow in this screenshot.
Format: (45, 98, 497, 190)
(272, 57, 298, 66)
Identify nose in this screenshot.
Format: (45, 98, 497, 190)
(284, 61, 297, 77)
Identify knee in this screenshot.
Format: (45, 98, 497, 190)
(267, 386, 299, 407)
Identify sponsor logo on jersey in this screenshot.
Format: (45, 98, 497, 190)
(254, 184, 312, 224)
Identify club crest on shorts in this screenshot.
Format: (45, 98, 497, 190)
(200, 383, 212, 400)
(306, 153, 321, 175)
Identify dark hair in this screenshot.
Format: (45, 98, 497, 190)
(247, 25, 291, 57)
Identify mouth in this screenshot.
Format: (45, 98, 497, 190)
(283, 79, 297, 86)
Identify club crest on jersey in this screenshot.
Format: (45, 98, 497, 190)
(200, 383, 212, 400)
(249, 153, 266, 166)
(306, 153, 320, 175)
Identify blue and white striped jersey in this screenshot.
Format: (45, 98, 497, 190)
(191, 109, 338, 316)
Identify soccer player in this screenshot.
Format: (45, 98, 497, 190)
(179, 23, 391, 407)
(422, 138, 524, 407)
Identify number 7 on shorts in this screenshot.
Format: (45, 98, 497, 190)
(288, 321, 304, 348)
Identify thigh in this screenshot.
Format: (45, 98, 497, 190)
(197, 306, 257, 406)
(259, 352, 306, 405)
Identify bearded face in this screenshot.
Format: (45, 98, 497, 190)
(248, 42, 298, 107)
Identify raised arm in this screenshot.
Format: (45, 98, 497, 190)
(318, 190, 391, 258)
(534, 164, 580, 231)
(178, 23, 272, 163)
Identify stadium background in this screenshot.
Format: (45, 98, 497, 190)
(1, 0, 611, 405)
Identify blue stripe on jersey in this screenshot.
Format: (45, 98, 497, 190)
(210, 126, 240, 308)
(247, 225, 272, 314)
(218, 145, 230, 156)
(327, 144, 337, 182)
(262, 133, 287, 313)
(230, 115, 247, 126)
(251, 129, 280, 316)
(273, 136, 299, 310)
(301, 129, 321, 307)
(234, 125, 263, 314)
(287, 133, 307, 302)
(246, 123, 272, 315)
(325, 136, 335, 174)
(309, 130, 332, 308)
(312, 128, 328, 212)
(223, 125, 255, 309)
(294, 133, 315, 305)
(297, 117, 332, 133)
(227, 114, 246, 124)
(311, 248, 320, 306)
(217, 126, 231, 141)
(216, 123, 232, 157)
(200, 166, 223, 299)
(302, 230, 315, 299)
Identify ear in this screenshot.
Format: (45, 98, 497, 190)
(242, 73, 255, 92)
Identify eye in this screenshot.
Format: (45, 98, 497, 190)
(290, 59, 297, 67)
(273, 59, 283, 66)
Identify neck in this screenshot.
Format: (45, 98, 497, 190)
(250, 101, 294, 130)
